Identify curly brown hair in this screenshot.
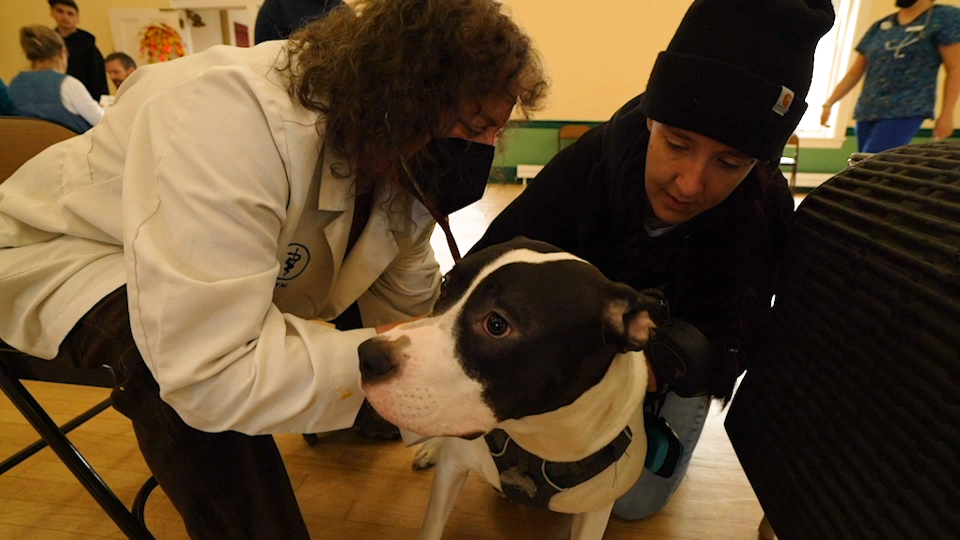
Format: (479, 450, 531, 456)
(282, 0, 548, 192)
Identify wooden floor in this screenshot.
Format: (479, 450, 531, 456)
(0, 184, 785, 540)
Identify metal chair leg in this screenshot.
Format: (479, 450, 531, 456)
(133, 476, 159, 526)
(0, 365, 155, 539)
(0, 397, 111, 474)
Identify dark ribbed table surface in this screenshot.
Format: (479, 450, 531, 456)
(726, 141, 960, 540)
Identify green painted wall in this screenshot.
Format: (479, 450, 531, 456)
(491, 123, 952, 183)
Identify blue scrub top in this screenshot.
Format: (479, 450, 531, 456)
(854, 4, 960, 121)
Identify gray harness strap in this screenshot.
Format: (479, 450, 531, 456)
(484, 426, 633, 509)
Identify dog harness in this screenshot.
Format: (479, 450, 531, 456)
(484, 426, 633, 509)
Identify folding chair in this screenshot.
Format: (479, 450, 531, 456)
(0, 117, 157, 539)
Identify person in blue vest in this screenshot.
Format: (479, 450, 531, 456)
(10, 25, 103, 133)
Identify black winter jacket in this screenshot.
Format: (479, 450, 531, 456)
(61, 28, 108, 101)
(471, 94, 795, 400)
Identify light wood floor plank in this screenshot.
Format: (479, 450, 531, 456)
(0, 522, 117, 540)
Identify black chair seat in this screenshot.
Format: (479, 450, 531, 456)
(2, 348, 116, 387)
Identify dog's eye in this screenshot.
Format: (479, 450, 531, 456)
(484, 313, 510, 338)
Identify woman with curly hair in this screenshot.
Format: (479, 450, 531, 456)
(0, 0, 546, 537)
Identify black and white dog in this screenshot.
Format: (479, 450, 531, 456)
(359, 237, 664, 540)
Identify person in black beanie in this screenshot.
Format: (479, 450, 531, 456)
(470, 0, 835, 520)
(49, 0, 109, 101)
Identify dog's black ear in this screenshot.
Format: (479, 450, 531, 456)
(604, 285, 666, 352)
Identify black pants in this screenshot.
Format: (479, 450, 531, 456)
(55, 287, 310, 539)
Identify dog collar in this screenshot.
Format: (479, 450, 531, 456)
(484, 426, 633, 509)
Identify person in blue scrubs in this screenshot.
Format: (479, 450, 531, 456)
(821, 0, 960, 152)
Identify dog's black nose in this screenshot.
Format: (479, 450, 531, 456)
(358, 338, 398, 383)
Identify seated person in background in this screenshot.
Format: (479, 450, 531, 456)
(10, 25, 103, 133)
(0, 80, 18, 116)
(470, 0, 834, 521)
(104, 51, 137, 91)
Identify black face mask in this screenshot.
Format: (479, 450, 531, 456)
(896, 0, 919, 8)
(402, 138, 495, 216)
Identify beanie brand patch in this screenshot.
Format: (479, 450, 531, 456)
(772, 86, 795, 117)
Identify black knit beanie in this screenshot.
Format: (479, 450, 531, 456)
(640, 0, 835, 161)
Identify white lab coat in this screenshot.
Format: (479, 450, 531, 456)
(0, 42, 441, 435)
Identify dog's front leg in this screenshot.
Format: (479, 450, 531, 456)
(419, 439, 471, 540)
(569, 502, 614, 540)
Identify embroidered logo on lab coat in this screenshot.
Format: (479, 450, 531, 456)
(279, 243, 310, 281)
